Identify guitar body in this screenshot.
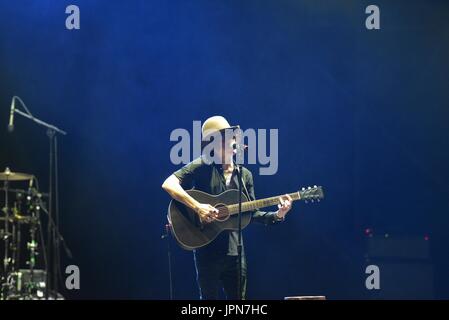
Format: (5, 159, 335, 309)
(168, 189, 251, 250)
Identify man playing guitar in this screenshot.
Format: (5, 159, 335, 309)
(162, 116, 293, 300)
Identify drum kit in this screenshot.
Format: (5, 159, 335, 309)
(2, 96, 68, 300)
(0, 167, 50, 299)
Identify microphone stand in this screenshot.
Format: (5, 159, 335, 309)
(235, 161, 244, 300)
(233, 130, 244, 300)
(10, 101, 67, 299)
(37, 197, 73, 260)
(161, 224, 173, 300)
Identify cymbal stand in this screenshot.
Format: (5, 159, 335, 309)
(1, 177, 11, 298)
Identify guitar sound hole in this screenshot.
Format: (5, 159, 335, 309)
(215, 204, 229, 222)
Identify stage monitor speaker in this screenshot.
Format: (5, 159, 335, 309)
(365, 236, 434, 299)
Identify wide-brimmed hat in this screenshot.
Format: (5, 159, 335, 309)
(202, 116, 239, 139)
(201, 116, 239, 149)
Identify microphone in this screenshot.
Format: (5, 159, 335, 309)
(232, 125, 247, 161)
(232, 143, 248, 152)
(232, 127, 247, 151)
(8, 97, 15, 132)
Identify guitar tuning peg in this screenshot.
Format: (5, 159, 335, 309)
(308, 186, 311, 190)
(311, 199, 314, 203)
(302, 187, 305, 191)
(314, 185, 317, 188)
(317, 199, 320, 202)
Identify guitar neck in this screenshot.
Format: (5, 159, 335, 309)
(227, 191, 301, 215)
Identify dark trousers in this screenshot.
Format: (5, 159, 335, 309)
(194, 253, 247, 300)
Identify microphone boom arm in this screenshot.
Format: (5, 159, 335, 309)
(14, 108, 67, 135)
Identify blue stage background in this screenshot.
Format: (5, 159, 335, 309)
(0, 1, 448, 299)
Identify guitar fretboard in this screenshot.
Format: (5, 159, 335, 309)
(226, 192, 301, 215)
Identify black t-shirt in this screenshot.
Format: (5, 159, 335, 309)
(173, 157, 281, 258)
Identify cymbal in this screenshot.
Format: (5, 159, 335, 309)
(0, 168, 33, 182)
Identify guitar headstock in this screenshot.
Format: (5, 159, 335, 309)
(299, 185, 324, 203)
